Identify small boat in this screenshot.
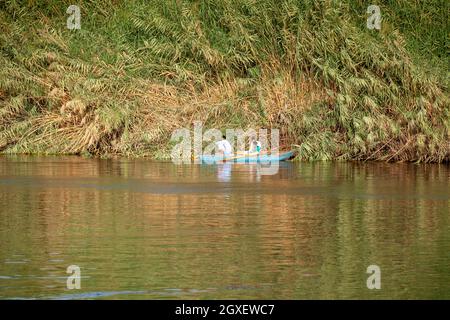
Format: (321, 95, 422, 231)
(200, 150, 295, 163)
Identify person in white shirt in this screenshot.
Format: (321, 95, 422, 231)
(216, 135, 233, 157)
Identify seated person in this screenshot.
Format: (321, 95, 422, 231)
(216, 135, 233, 157)
(249, 136, 261, 153)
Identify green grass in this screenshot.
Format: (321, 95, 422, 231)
(0, 0, 449, 162)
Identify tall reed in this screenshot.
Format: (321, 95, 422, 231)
(0, 0, 448, 162)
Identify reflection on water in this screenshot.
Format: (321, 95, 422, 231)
(0, 155, 449, 299)
(217, 163, 232, 182)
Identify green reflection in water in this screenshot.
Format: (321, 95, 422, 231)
(0, 156, 449, 299)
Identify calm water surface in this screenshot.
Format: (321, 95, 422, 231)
(0, 156, 449, 299)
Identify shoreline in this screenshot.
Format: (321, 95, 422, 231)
(1, 152, 449, 164)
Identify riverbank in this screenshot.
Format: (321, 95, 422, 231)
(0, 1, 448, 162)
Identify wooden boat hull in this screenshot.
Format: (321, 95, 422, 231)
(200, 151, 295, 163)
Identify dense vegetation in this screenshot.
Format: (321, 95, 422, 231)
(0, 0, 448, 162)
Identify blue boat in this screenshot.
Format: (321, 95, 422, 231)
(200, 150, 295, 163)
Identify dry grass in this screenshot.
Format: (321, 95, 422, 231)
(0, 0, 448, 162)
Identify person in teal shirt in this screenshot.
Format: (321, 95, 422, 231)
(249, 136, 261, 153)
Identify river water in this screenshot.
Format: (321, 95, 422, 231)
(0, 156, 449, 299)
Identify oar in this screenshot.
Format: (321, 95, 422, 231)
(223, 152, 260, 161)
(194, 148, 281, 162)
(221, 149, 280, 161)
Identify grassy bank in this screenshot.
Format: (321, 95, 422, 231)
(0, 0, 449, 162)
